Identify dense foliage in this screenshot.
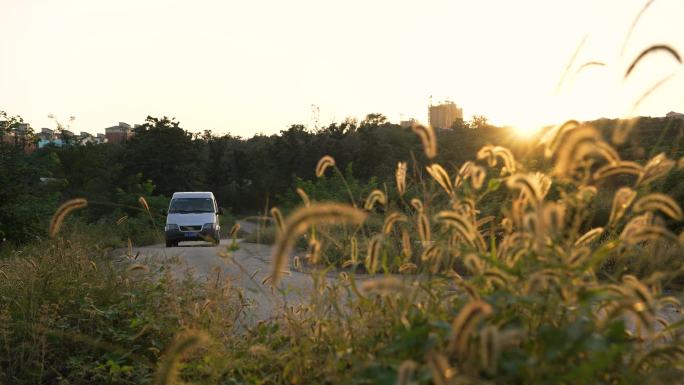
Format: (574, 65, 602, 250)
(0, 112, 504, 247)
(3, 110, 684, 384)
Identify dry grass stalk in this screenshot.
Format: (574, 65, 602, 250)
(621, 225, 679, 245)
(270, 203, 366, 285)
(396, 360, 418, 385)
(470, 165, 486, 190)
(401, 229, 412, 258)
(638, 153, 674, 186)
(506, 174, 543, 206)
(307, 239, 322, 264)
(364, 189, 387, 210)
(477, 145, 516, 174)
(410, 198, 424, 213)
(350, 236, 358, 263)
(399, 262, 417, 273)
(435, 210, 479, 248)
(426, 351, 456, 385)
(426, 163, 454, 197)
(295, 187, 311, 207)
(365, 235, 383, 275)
(116, 215, 128, 225)
(396, 161, 407, 195)
(153, 330, 208, 385)
(574, 227, 604, 246)
(593, 161, 644, 180)
(361, 276, 404, 294)
(229, 223, 241, 237)
(449, 300, 493, 357)
(552, 125, 603, 177)
(609, 187, 637, 228)
(127, 263, 149, 273)
(633, 193, 683, 221)
(479, 326, 500, 375)
(417, 212, 431, 245)
(138, 196, 150, 212)
(542, 120, 579, 158)
(315, 155, 336, 177)
(270, 207, 285, 236)
(411, 123, 437, 159)
(382, 212, 407, 235)
(49, 198, 88, 238)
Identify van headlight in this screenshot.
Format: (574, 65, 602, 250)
(203, 223, 216, 230)
(165, 224, 179, 231)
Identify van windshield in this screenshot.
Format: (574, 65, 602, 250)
(168, 198, 214, 214)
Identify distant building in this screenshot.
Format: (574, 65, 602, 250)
(96, 133, 107, 143)
(105, 122, 133, 144)
(37, 138, 65, 149)
(0, 122, 36, 154)
(400, 118, 418, 129)
(78, 131, 98, 145)
(429, 101, 463, 129)
(37, 128, 55, 141)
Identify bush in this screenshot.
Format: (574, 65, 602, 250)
(219, 123, 684, 384)
(0, 226, 242, 384)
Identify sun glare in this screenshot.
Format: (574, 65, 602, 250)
(511, 124, 543, 138)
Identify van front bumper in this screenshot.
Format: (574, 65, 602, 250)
(165, 228, 219, 243)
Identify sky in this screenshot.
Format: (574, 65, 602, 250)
(1, 0, 683, 137)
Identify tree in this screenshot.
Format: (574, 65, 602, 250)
(122, 116, 207, 195)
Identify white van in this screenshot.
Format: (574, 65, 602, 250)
(163, 192, 222, 247)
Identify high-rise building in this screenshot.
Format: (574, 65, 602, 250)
(429, 101, 463, 129)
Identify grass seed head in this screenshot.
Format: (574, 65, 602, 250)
(270, 207, 285, 236)
(295, 187, 311, 207)
(270, 203, 366, 285)
(449, 300, 493, 357)
(315, 155, 336, 177)
(49, 198, 88, 238)
(229, 223, 241, 237)
(552, 125, 603, 178)
(401, 229, 412, 258)
(396, 161, 407, 195)
(609, 187, 638, 228)
(426, 163, 454, 197)
(411, 123, 437, 159)
(593, 161, 644, 180)
(350, 236, 358, 263)
(633, 193, 683, 221)
(138, 196, 150, 212)
(575, 227, 605, 246)
(507, 174, 544, 206)
(307, 239, 322, 264)
(382, 212, 408, 235)
(411, 198, 424, 213)
(638, 153, 675, 186)
(364, 189, 387, 210)
(365, 234, 383, 275)
(153, 330, 208, 385)
(417, 212, 431, 245)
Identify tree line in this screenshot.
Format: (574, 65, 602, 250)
(2, 109, 684, 246)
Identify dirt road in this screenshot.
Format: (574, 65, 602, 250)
(121, 238, 316, 322)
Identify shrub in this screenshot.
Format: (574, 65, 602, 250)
(0, 226, 242, 384)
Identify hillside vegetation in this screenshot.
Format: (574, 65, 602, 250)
(2, 115, 684, 384)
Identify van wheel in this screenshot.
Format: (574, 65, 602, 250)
(166, 240, 176, 247)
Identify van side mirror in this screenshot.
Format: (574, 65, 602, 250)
(218, 207, 224, 215)
(160, 208, 167, 215)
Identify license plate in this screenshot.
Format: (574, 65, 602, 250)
(184, 232, 199, 237)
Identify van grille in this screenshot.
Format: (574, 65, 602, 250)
(180, 225, 202, 231)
